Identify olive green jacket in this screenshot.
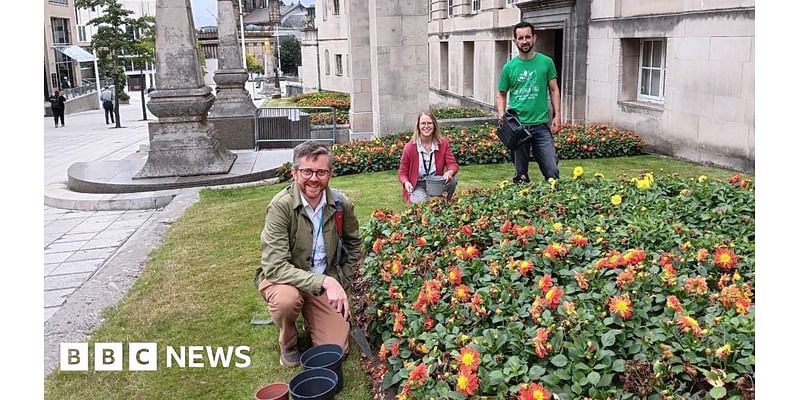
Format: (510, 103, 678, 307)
(253, 182, 362, 295)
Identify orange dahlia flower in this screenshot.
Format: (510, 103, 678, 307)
(609, 294, 633, 319)
(714, 248, 739, 270)
(456, 346, 480, 372)
(517, 382, 552, 400)
(455, 368, 479, 396)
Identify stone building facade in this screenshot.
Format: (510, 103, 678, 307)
(301, 0, 755, 171)
(586, 0, 754, 171)
(44, 0, 83, 99)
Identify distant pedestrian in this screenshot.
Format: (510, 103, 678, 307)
(48, 90, 66, 128)
(100, 86, 115, 124)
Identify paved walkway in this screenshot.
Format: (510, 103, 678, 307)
(43, 89, 288, 324)
(44, 95, 154, 323)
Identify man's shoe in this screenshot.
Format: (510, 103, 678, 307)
(279, 347, 300, 368)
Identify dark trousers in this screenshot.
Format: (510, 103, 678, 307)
(512, 123, 559, 181)
(104, 107, 115, 124)
(52, 108, 65, 126)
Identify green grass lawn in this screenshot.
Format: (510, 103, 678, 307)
(44, 155, 750, 400)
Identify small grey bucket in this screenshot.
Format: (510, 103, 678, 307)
(425, 175, 446, 197)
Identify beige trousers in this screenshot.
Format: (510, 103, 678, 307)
(260, 282, 350, 354)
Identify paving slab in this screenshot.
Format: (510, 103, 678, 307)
(44, 272, 93, 291)
(51, 259, 104, 276)
(65, 247, 117, 263)
(44, 288, 76, 308)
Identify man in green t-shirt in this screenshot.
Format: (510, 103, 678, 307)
(496, 21, 561, 183)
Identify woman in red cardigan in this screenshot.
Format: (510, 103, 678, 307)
(398, 111, 460, 204)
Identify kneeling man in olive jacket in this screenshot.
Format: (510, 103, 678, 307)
(253, 140, 362, 368)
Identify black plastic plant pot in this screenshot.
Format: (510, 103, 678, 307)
(288, 367, 338, 400)
(300, 344, 344, 394)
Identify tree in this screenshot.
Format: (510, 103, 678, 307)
(275, 35, 301, 75)
(75, 0, 154, 127)
(246, 53, 264, 75)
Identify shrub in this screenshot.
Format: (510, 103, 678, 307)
(434, 107, 493, 119)
(356, 171, 755, 399)
(330, 124, 644, 177)
(293, 91, 350, 124)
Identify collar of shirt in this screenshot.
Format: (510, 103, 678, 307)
(300, 190, 327, 217)
(415, 138, 439, 153)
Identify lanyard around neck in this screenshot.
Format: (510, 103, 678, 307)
(421, 147, 435, 176)
(311, 208, 325, 270)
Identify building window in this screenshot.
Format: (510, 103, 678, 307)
(440, 42, 449, 90)
(335, 54, 343, 76)
(464, 41, 474, 97)
(51, 17, 71, 45)
(448, 0, 454, 17)
(472, 0, 481, 13)
(49, 0, 67, 5)
(333, 0, 340, 15)
(77, 25, 87, 42)
(325, 49, 330, 75)
(637, 39, 666, 102)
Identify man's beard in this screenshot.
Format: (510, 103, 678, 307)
(516, 42, 533, 55)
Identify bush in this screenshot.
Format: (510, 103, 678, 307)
(330, 124, 644, 177)
(293, 91, 350, 125)
(434, 107, 492, 119)
(356, 171, 755, 399)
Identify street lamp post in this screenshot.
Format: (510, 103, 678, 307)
(138, 55, 147, 121)
(237, 0, 246, 68)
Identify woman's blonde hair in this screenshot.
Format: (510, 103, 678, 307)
(412, 110, 441, 144)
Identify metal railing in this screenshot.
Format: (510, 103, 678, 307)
(61, 83, 97, 99)
(254, 106, 337, 150)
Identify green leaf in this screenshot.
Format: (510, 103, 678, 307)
(601, 330, 619, 347)
(574, 362, 591, 371)
(489, 370, 505, 386)
(599, 373, 614, 386)
(529, 365, 546, 379)
(587, 371, 601, 385)
(551, 354, 569, 367)
(612, 359, 626, 372)
(709, 387, 727, 399)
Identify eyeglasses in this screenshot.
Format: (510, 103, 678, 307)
(297, 168, 331, 179)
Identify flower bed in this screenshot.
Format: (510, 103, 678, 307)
(354, 171, 755, 399)
(328, 124, 644, 177)
(292, 91, 351, 125)
(434, 107, 493, 119)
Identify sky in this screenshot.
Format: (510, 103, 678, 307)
(191, 0, 315, 28)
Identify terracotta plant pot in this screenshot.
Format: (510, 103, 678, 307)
(300, 344, 344, 394)
(254, 382, 289, 400)
(289, 367, 338, 400)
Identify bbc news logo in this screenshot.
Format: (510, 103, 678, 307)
(60, 343, 251, 371)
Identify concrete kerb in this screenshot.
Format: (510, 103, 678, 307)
(43, 188, 201, 378)
(45, 183, 179, 211)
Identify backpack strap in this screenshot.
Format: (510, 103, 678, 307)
(331, 190, 347, 286)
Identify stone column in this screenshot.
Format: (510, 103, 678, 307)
(347, 0, 374, 141)
(208, 0, 257, 149)
(367, 0, 430, 137)
(134, 0, 237, 179)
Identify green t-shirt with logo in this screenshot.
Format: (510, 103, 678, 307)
(497, 53, 557, 125)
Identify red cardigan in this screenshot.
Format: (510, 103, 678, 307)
(398, 137, 460, 203)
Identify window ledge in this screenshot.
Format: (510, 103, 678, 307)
(618, 100, 664, 113)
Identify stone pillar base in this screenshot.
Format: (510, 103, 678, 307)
(209, 115, 256, 150)
(134, 120, 237, 178)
